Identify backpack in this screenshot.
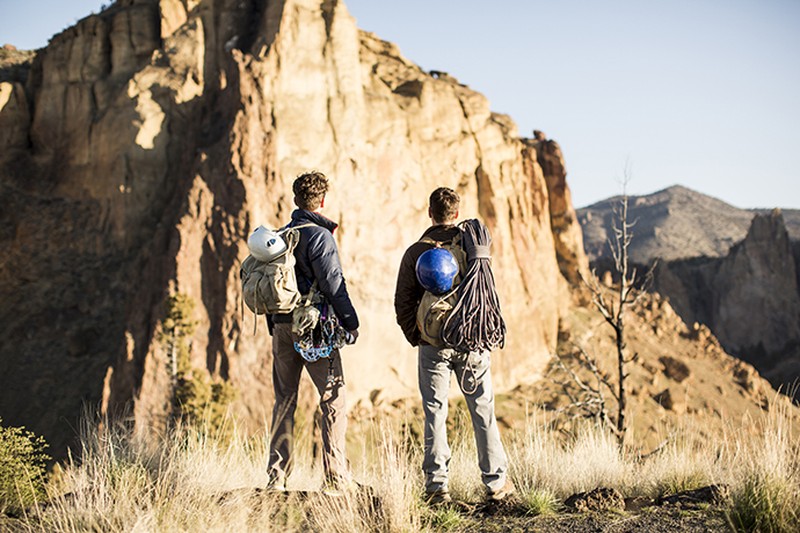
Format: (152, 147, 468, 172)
(240, 224, 313, 319)
(415, 233, 468, 347)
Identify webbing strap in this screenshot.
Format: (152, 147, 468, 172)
(277, 222, 316, 235)
(419, 237, 440, 247)
(466, 244, 491, 261)
(418, 232, 461, 248)
(299, 279, 319, 307)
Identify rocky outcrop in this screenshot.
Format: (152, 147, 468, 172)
(653, 211, 800, 396)
(794, 240, 800, 304)
(659, 356, 691, 383)
(714, 212, 800, 355)
(0, 0, 583, 456)
(579, 185, 800, 399)
(565, 488, 625, 513)
(0, 81, 29, 149)
(527, 130, 588, 286)
(0, 48, 34, 150)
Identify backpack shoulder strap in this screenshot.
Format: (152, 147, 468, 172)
(419, 230, 463, 248)
(280, 223, 323, 303)
(279, 223, 317, 254)
(278, 222, 316, 235)
(298, 279, 319, 307)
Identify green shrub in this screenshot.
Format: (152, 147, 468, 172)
(426, 505, 466, 531)
(522, 487, 561, 516)
(656, 471, 710, 498)
(727, 473, 799, 533)
(158, 293, 197, 378)
(160, 293, 237, 440)
(0, 419, 50, 515)
(173, 373, 237, 438)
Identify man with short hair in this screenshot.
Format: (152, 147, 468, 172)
(394, 186, 514, 505)
(267, 170, 359, 493)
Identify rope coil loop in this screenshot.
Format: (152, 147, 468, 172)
(441, 219, 507, 353)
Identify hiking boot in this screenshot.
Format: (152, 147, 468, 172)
(321, 478, 360, 497)
(487, 478, 516, 502)
(425, 489, 452, 506)
(265, 474, 286, 492)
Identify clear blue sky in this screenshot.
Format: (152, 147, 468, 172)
(2, 0, 799, 209)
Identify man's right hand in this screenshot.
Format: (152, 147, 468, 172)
(345, 329, 359, 344)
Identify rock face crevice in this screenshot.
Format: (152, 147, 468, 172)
(0, 0, 587, 456)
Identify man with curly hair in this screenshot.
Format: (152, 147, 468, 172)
(266, 171, 359, 494)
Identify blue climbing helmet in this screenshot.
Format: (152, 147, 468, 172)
(416, 247, 459, 295)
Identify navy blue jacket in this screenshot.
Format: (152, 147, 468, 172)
(272, 209, 359, 331)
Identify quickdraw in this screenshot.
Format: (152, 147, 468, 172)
(293, 303, 351, 363)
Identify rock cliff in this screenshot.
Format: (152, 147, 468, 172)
(527, 130, 589, 286)
(0, 0, 586, 455)
(654, 211, 800, 396)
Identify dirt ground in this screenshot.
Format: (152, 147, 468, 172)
(454, 502, 730, 532)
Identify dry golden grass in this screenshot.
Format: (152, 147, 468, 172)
(9, 396, 799, 532)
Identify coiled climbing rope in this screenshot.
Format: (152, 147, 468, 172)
(441, 219, 506, 353)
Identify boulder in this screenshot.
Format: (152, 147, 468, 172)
(565, 487, 625, 513)
(656, 485, 728, 508)
(652, 388, 687, 415)
(659, 356, 691, 383)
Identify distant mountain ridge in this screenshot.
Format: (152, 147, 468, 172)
(578, 185, 800, 263)
(578, 185, 800, 400)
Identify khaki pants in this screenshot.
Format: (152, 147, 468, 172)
(267, 322, 350, 485)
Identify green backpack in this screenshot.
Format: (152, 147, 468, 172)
(415, 233, 468, 347)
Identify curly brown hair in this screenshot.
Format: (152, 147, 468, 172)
(293, 171, 329, 210)
(429, 187, 460, 223)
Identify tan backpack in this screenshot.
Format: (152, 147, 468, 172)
(240, 224, 312, 319)
(415, 234, 468, 346)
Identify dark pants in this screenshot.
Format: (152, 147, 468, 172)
(267, 322, 350, 484)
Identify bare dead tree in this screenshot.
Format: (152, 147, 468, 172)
(554, 171, 657, 448)
(552, 344, 618, 437)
